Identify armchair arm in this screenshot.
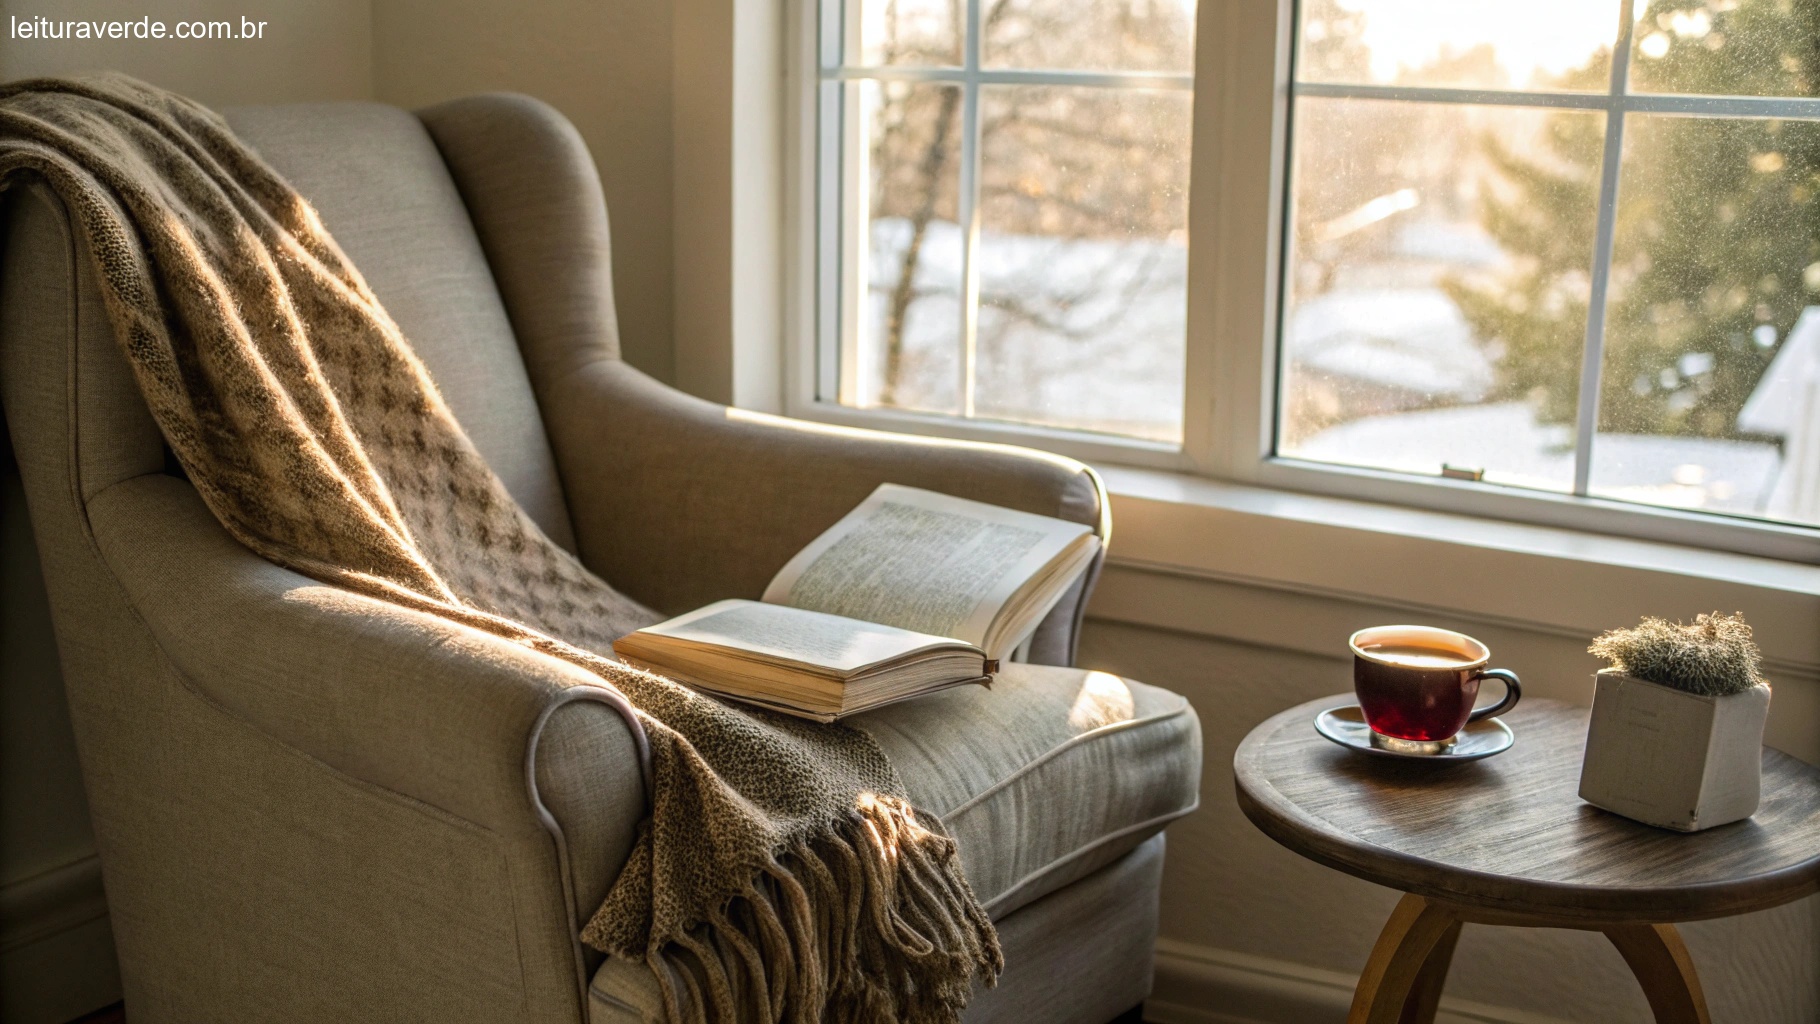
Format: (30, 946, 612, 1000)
(549, 361, 1109, 664)
(85, 473, 646, 929)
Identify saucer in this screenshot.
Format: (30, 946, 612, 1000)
(1313, 705, 1514, 762)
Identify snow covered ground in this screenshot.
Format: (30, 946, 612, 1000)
(856, 218, 1185, 441)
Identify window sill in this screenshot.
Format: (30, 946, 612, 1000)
(1092, 465, 1820, 678)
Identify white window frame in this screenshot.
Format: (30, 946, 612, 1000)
(783, 0, 1820, 564)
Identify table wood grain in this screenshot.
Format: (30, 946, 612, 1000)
(1235, 695, 1820, 925)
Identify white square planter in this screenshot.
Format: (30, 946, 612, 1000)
(1578, 669, 1771, 832)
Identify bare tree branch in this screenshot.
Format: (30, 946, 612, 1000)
(879, 87, 962, 405)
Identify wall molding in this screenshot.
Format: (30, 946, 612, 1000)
(1, 854, 106, 954)
(1095, 554, 1820, 682)
(1145, 938, 1569, 1024)
(1, 854, 120, 1024)
(1097, 466, 1820, 676)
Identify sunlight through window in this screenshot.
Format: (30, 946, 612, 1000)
(1279, 0, 1820, 529)
(817, 0, 1193, 442)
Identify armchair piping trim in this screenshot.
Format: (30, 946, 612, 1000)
(1061, 464, 1111, 666)
(1083, 463, 1113, 543)
(1061, 549, 1103, 666)
(525, 683, 652, 1011)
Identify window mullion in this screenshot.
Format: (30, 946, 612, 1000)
(818, 80, 847, 403)
(834, 66, 1192, 89)
(1571, 0, 1639, 497)
(1292, 81, 1609, 111)
(957, 0, 984, 419)
(821, 0, 844, 71)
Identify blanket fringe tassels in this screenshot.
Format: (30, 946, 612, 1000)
(627, 794, 1001, 1024)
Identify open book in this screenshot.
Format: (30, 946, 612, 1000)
(612, 484, 1101, 721)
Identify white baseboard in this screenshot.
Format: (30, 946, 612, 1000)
(1145, 939, 1569, 1024)
(1, 854, 122, 1024)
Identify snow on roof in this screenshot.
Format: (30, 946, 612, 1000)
(1737, 307, 1820, 438)
(1286, 287, 1494, 399)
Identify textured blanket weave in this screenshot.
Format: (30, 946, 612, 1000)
(0, 75, 999, 1023)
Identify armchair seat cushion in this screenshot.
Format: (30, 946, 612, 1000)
(588, 666, 1199, 1022)
(857, 663, 1201, 919)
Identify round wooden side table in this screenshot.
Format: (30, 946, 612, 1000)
(1234, 695, 1820, 1024)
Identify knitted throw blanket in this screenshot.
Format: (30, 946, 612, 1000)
(0, 76, 999, 1023)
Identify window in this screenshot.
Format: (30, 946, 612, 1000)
(810, 0, 1196, 444)
(799, 0, 1820, 559)
(1278, 0, 1820, 532)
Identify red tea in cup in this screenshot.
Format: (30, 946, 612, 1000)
(1349, 625, 1520, 746)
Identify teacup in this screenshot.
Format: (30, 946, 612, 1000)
(1349, 625, 1520, 754)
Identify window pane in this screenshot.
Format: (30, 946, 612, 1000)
(973, 86, 1190, 441)
(1296, 0, 1618, 91)
(1589, 115, 1820, 525)
(1628, 0, 1819, 98)
(853, 0, 961, 66)
(847, 81, 965, 415)
(982, 0, 1194, 74)
(1278, 98, 1605, 491)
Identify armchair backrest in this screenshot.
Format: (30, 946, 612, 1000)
(224, 99, 583, 551)
(6, 96, 601, 559)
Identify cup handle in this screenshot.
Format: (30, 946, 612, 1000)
(1467, 669, 1521, 722)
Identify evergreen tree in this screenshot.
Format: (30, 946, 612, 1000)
(1449, 0, 1820, 439)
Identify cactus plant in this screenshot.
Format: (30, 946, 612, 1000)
(1588, 612, 1766, 698)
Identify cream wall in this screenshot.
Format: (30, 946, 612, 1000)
(0, 0, 677, 382)
(371, 0, 678, 383)
(0, 0, 372, 105)
(1079, 571, 1820, 1023)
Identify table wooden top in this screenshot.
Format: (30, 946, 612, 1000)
(1234, 695, 1820, 925)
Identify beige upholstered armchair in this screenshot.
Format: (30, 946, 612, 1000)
(0, 94, 1200, 1023)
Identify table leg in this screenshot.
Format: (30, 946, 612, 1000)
(1399, 917, 1461, 1024)
(1348, 894, 1461, 1024)
(1604, 924, 1711, 1024)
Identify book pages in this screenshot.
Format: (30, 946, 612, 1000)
(633, 599, 961, 674)
(763, 484, 1090, 648)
